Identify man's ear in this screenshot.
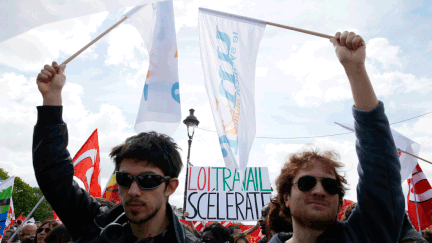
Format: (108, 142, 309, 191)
(165, 178, 179, 197)
(285, 193, 290, 209)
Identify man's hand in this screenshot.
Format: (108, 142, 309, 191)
(330, 31, 366, 67)
(36, 61, 66, 106)
(183, 211, 190, 218)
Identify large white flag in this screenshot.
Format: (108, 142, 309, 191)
(127, 1, 181, 136)
(335, 122, 420, 182)
(199, 8, 265, 170)
(1, 0, 166, 43)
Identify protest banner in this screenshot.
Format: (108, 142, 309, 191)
(185, 166, 272, 221)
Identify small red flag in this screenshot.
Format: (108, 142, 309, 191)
(407, 164, 432, 231)
(73, 129, 101, 197)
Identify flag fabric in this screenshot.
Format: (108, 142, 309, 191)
(101, 172, 122, 205)
(0, 177, 14, 237)
(127, 1, 181, 136)
(199, 8, 266, 170)
(0, 0, 167, 43)
(52, 211, 63, 224)
(5, 197, 15, 231)
(407, 164, 432, 231)
(238, 225, 262, 243)
(73, 129, 101, 197)
(337, 199, 355, 221)
(335, 122, 420, 182)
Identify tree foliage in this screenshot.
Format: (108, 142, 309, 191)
(0, 167, 54, 221)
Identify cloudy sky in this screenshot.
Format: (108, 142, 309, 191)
(1, 0, 431, 218)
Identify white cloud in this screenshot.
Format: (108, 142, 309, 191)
(0, 11, 109, 72)
(367, 38, 402, 68)
(104, 23, 147, 68)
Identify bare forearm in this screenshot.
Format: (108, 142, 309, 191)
(244, 224, 259, 236)
(344, 63, 378, 111)
(43, 93, 62, 106)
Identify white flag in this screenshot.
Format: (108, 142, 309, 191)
(127, 1, 181, 136)
(199, 8, 265, 170)
(1, 0, 167, 43)
(335, 122, 420, 182)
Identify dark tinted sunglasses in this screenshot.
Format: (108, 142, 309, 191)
(293, 175, 340, 195)
(115, 172, 171, 190)
(37, 228, 50, 234)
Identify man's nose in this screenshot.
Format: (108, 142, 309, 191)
(311, 181, 327, 196)
(128, 180, 141, 195)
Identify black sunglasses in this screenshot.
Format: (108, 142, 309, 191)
(293, 175, 340, 195)
(37, 228, 50, 234)
(115, 172, 171, 190)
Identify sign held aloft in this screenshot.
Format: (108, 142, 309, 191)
(185, 166, 272, 221)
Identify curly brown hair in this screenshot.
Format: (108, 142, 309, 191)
(275, 147, 348, 219)
(268, 196, 293, 234)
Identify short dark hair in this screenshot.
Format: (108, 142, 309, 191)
(16, 219, 22, 224)
(228, 225, 241, 235)
(203, 223, 231, 242)
(44, 225, 71, 243)
(110, 132, 183, 178)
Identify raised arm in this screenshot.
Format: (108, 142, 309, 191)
(331, 32, 404, 242)
(33, 62, 101, 240)
(243, 221, 260, 236)
(330, 31, 379, 111)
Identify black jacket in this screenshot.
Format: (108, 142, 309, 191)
(32, 106, 192, 243)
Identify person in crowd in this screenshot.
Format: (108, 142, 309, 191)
(228, 225, 242, 239)
(270, 31, 405, 242)
(339, 202, 356, 222)
(2, 229, 17, 243)
(13, 220, 23, 231)
(257, 204, 270, 243)
(33, 64, 192, 242)
(17, 223, 36, 243)
(183, 211, 202, 239)
(233, 233, 249, 243)
(34, 221, 42, 229)
(43, 225, 72, 243)
(201, 223, 231, 243)
(422, 228, 432, 243)
(36, 220, 59, 243)
(180, 222, 200, 243)
(265, 196, 294, 243)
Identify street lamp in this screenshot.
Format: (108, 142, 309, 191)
(183, 109, 199, 213)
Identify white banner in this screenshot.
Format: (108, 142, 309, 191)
(0, 0, 169, 43)
(185, 166, 272, 221)
(199, 8, 265, 170)
(130, 1, 181, 136)
(335, 122, 420, 182)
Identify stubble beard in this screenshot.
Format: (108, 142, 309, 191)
(128, 201, 163, 225)
(292, 206, 337, 231)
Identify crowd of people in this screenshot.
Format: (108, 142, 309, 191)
(28, 30, 431, 243)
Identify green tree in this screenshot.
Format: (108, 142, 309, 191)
(0, 167, 54, 221)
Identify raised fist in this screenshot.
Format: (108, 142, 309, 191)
(330, 31, 366, 66)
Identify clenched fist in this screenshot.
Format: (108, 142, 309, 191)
(330, 31, 366, 66)
(36, 61, 66, 105)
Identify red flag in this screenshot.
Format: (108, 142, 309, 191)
(337, 199, 355, 221)
(73, 129, 101, 197)
(52, 211, 62, 224)
(238, 225, 262, 243)
(407, 164, 432, 231)
(101, 172, 122, 204)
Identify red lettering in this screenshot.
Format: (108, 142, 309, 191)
(198, 167, 206, 190)
(188, 167, 197, 191)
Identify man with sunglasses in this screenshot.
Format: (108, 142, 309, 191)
(271, 31, 405, 243)
(33, 63, 192, 242)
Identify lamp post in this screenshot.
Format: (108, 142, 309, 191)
(183, 109, 200, 213)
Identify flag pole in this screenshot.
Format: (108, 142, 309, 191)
(7, 196, 45, 243)
(61, 16, 128, 65)
(412, 181, 422, 233)
(266, 22, 334, 39)
(399, 149, 432, 165)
